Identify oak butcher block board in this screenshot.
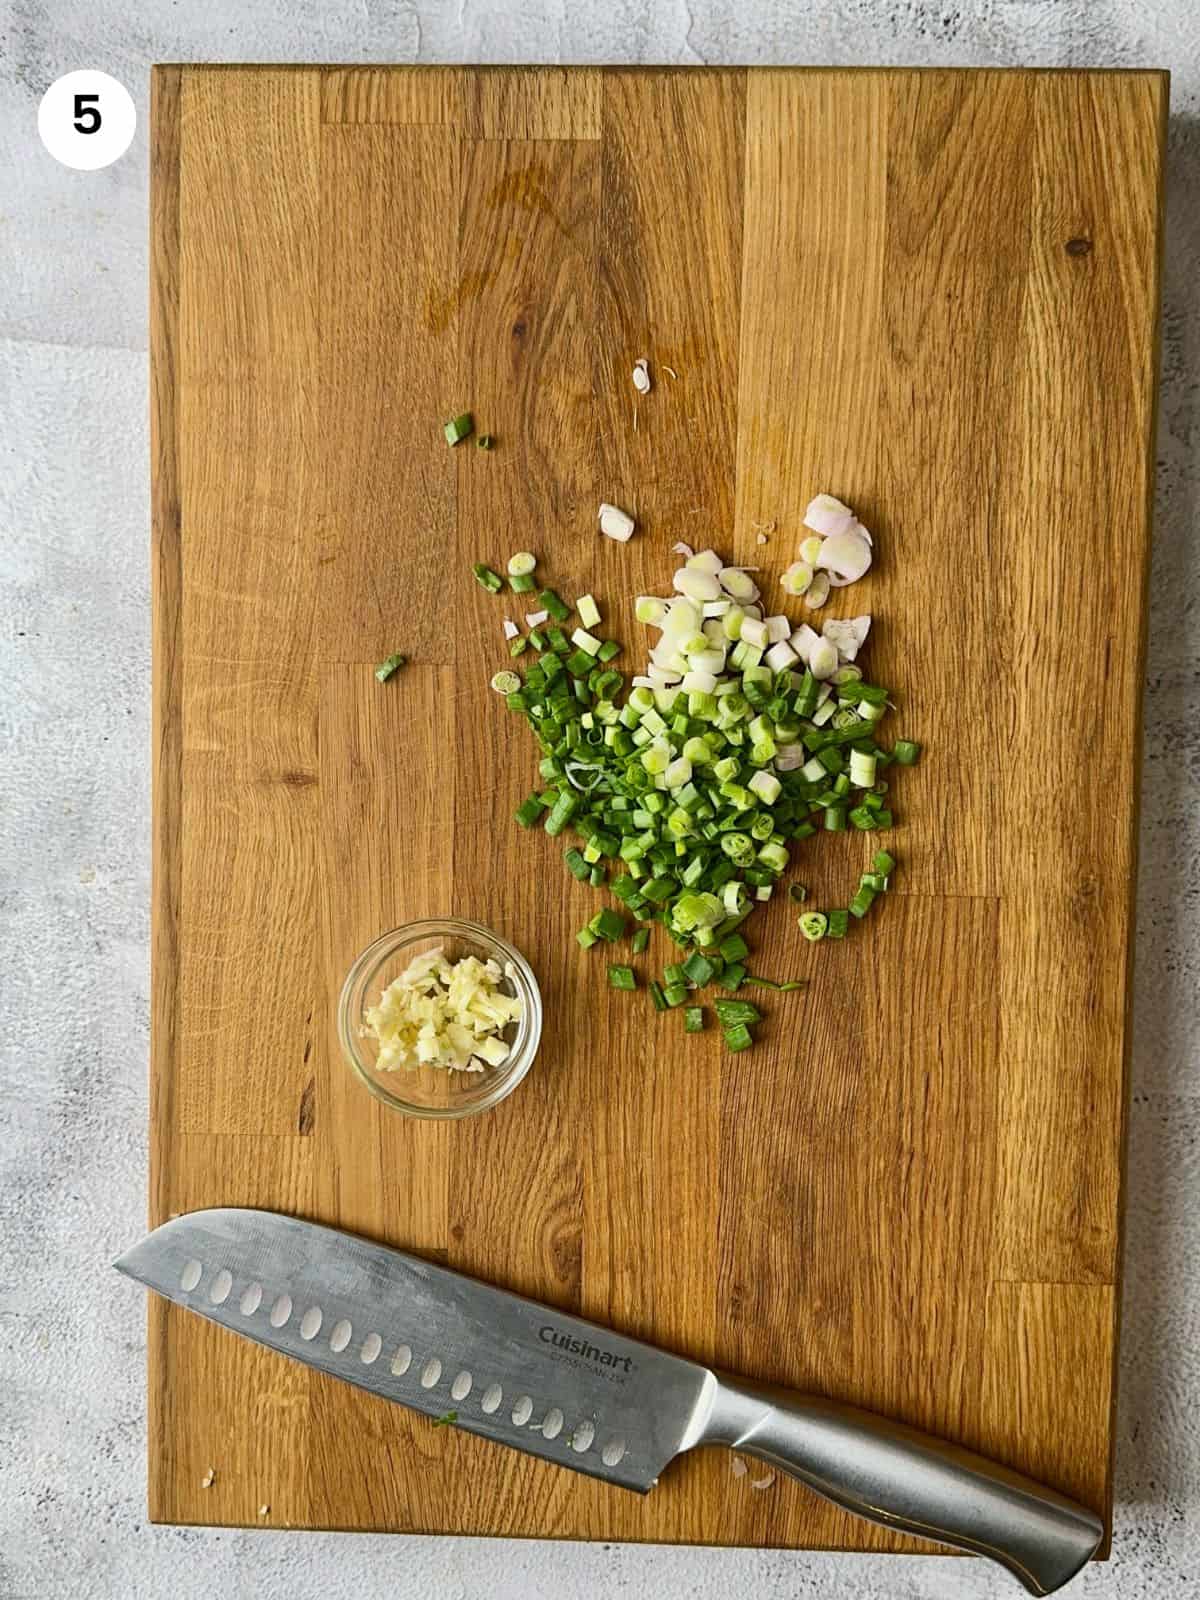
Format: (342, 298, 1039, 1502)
(149, 65, 1166, 1552)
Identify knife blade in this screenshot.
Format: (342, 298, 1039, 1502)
(117, 1209, 1103, 1595)
(115, 1207, 713, 1492)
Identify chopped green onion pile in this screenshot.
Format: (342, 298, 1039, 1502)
(491, 540, 921, 1051)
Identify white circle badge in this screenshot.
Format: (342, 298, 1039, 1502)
(38, 70, 136, 171)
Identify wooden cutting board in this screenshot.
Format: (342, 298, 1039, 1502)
(149, 64, 1166, 1553)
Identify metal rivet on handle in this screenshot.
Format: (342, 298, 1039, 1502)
(601, 1438, 627, 1467)
(511, 1396, 533, 1426)
(480, 1384, 502, 1414)
(390, 1344, 412, 1376)
(451, 1371, 472, 1402)
(269, 1294, 292, 1328)
(542, 1408, 564, 1441)
(360, 1333, 382, 1365)
(209, 1269, 233, 1305)
(571, 1421, 595, 1453)
(180, 1260, 202, 1292)
(420, 1357, 442, 1389)
(239, 1283, 262, 1316)
(329, 1319, 352, 1354)
(299, 1307, 323, 1341)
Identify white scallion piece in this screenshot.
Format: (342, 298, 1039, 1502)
(572, 627, 602, 656)
(686, 548, 724, 576)
(816, 527, 872, 585)
(599, 502, 636, 542)
(632, 358, 651, 394)
(798, 535, 823, 564)
(681, 668, 718, 694)
(577, 593, 601, 628)
(755, 884, 773, 901)
(663, 597, 701, 635)
(755, 533, 769, 545)
(749, 770, 781, 803)
(803, 493, 857, 539)
(809, 638, 839, 679)
(718, 567, 760, 603)
(671, 542, 694, 557)
(780, 560, 813, 597)
(764, 639, 799, 672)
(502, 619, 519, 640)
(789, 623, 821, 663)
(764, 615, 791, 644)
(702, 599, 731, 618)
(775, 742, 807, 771)
(525, 609, 549, 628)
(803, 570, 831, 609)
(635, 596, 668, 626)
(822, 615, 871, 662)
(632, 675, 656, 688)
(740, 617, 768, 648)
(673, 568, 722, 602)
(664, 756, 692, 788)
(646, 665, 683, 686)
(688, 648, 727, 675)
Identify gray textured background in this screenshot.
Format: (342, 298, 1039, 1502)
(2, 3, 1197, 1597)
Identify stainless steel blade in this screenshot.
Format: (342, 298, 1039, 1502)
(116, 1208, 715, 1492)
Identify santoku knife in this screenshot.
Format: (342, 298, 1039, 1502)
(116, 1209, 1102, 1593)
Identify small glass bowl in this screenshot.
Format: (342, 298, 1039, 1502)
(337, 919, 542, 1120)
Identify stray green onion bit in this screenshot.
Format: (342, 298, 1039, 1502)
(539, 589, 571, 622)
(444, 413, 473, 445)
(590, 907, 626, 941)
(631, 927, 650, 955)
(473, 562, 504, 594)
(714, 999, 761, 1027)
(799, 911, 828, 942)
(490, 670, 521, 695)
(682, 951, 718, 986)
(508, 552, 537, 577)
(476, 433, 495, 450)
(723, 1022, 754, 1052)
(374, 651, 407, 683)
(684, 1006, 705, 1033)
(608, 964, 636, 990)
(433, 1411, 459, 1427)
(514, 793, 545, 828)
(787, 883, 807, 904)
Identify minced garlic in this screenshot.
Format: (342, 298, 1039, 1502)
(364, 948, 522, 1074)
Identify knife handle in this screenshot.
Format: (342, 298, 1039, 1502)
(700, 1377, 1103, 1595)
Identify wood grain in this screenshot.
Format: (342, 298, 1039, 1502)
(149, 65, 1167, 1555)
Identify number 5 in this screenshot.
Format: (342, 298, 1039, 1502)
(73, 93, 101, 134)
